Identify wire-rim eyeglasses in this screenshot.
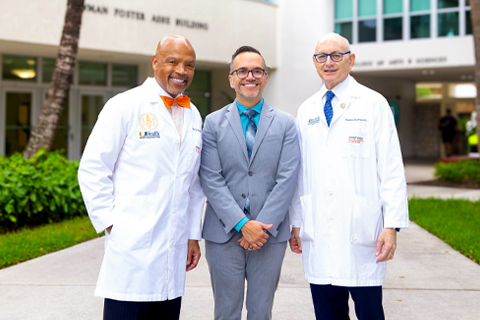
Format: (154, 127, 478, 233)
(313, 51, 351, 63)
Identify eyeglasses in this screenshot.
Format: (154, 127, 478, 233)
(313, 51, 351, 63)
(230, 68, 267, 79)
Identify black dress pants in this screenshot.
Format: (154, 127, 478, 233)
(103, 297, 182, 320)
(310, 284, 385, 320)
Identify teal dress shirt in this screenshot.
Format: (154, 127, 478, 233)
(234, 98, 264, 232)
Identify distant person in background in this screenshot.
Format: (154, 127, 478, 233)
(439, 109, 458, 157)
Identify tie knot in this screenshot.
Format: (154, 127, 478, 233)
(243, 109, 257, 120)
(326, 91, 335, 102)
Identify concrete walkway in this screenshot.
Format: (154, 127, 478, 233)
(1, 159, 480, 319)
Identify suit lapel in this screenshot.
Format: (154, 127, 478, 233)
(250, 102, 274, 163)
(225, 101, 249, 161)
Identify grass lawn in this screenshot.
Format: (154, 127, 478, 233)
(0, 215, 101, 269)
(409, 198, 480, 264)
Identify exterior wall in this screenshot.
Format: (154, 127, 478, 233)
(0, 0, 278, 68)
(352, 36, 475, 73)
(263, 0, 332, 116)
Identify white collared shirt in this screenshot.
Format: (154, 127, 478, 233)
(153, 80, 185, 143)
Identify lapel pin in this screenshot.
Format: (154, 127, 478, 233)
(266, 113, 272, 118)
(340, 103, 346, 109)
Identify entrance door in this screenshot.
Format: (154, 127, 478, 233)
(81, 94, 105, 152)
(3, 91, 32, 157)
(42, 91, 69, 155)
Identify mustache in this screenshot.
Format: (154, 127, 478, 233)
(169, 74, 189, 81)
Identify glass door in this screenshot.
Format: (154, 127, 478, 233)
(4, 91, 32, 157)
(81, 94, 105, 152)
(45, 94, 69, 155)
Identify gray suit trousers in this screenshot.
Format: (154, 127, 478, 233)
(205, 232, 287, 320)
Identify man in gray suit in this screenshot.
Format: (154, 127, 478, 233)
(200, 46, 300, 320)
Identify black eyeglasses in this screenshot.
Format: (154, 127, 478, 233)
(313, 51, 351, 63)
(230, 68, 267, 79)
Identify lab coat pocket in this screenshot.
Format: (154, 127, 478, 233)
(299, 195, 314, 241)
(110, 197, 154, 251)
(351, 195, 383, 247)
(344, 121, 370, 158)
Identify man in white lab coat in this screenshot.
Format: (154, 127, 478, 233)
(289, 33, 409, 320)
(78, 35, 204, 320)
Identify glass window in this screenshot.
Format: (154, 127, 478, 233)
(187, 71, 210, 92)
(410, 0, 430, 12)
(411, 15, 431, 38)
(42, 58, 56, 83)
(185, 71, 211, 119)
(416, 83, 443, 100)
(2, 55, 37, 81)
(438, 0, 459, 9)
(5, 92, 32, 156)
(112, 64, 138, 88)
(384, 0, 402, 14)
(358, 0, 376, 17)
(438, 12, 459, 37)
(359, 19, 377, 42)
(335, 22, 353, 43)
(466, 10, 472, 35)
(191, 96, 209, 120)
(384, 17, 403, 40)
(78, 61, 107, 86)
(335, 0, 353, 19)
(449, 84, 476, 98)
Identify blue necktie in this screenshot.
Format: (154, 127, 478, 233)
(325, 91, 335, 127)
(243, 109, 257, 213)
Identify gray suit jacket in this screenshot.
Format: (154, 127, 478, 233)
(200, 100, 300, 244)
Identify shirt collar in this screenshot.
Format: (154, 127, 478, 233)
(320, 75, 351, 101)
(236, 98, 264, 115)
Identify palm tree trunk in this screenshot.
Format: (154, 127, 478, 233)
(23, 0, 85, 159)
(471, 0, 480, 156)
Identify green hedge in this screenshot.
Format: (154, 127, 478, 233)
(434, 160, 480, 183)
(0, 149, 86, 231)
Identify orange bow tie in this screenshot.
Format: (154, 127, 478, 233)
(160, 95, 191, 109)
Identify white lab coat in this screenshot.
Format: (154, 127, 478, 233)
(290, 76, 409, 287)
(78, 77, 205, 301)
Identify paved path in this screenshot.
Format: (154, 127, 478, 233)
(1, 159, 480, 319)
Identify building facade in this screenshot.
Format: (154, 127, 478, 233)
(0, 0, 476, 159)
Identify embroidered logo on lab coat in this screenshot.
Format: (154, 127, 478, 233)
(348, 136, 364, 144)
(308, 117, 320, 125)
(139, 131, 160, 139)
(196, 146, 200, 154)
(139, 113, 158, 131)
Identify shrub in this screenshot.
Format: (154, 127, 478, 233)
(434, 160, 480, 184)
(0, 149, 86, 231)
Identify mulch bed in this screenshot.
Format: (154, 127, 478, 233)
(410, 179, 480, 189)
